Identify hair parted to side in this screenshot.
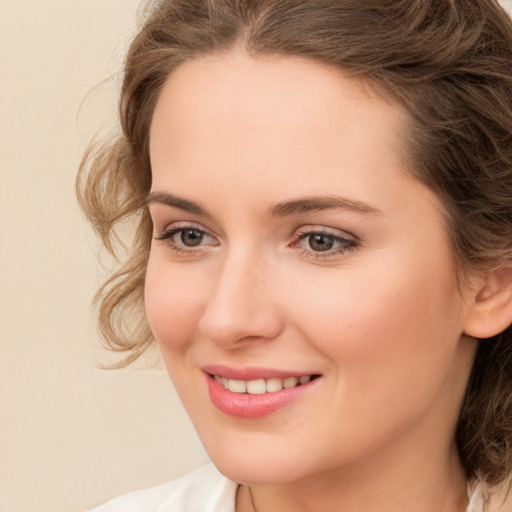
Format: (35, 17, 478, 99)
(77, 0, 512, 491)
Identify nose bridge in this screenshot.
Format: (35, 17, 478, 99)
(213, 246, 261, 308)
(198, 243, 282, 346)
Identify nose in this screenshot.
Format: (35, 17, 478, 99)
(198, 249, 284, 348)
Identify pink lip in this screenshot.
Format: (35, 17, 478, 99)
(203, 367, 321, 419)
(202, 364, 314, 381)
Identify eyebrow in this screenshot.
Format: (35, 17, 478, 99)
(146, 192, 381, 218)
(269, 196, 381, 217)
(146, 192, 209, 216)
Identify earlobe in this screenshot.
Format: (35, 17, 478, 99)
(463, 266, 512, 339)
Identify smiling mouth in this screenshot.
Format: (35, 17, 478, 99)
(208, 373, 321, 395)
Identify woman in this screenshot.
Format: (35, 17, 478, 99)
(79, 0, 512, 510)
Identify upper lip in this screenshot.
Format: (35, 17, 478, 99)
(202, 364, 319, 381)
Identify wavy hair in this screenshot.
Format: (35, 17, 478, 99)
(77, 0, 512, 492)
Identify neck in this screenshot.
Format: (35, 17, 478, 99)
(237, 441, 469, 512)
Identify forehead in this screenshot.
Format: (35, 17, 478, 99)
(149, 51, 414, 211)
(150, 52, 408, 155)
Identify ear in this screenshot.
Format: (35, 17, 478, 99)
(464, 266, 512, 339)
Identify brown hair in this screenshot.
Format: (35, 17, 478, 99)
(77, 0, 512, 492)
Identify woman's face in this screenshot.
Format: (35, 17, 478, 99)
(146, 52, 478, 485)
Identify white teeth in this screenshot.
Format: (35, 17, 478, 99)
(247, 379, 266, 395)
(266, 378, 283, 393)
(283, 376, 299, 389)
(215, 374, 314, 394)
(228, 379, 247, 393)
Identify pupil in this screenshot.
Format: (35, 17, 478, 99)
(181, 229, 203, 247)
(309, 234, 334, 252)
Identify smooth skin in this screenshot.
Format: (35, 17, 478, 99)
(145, 51, 508, 512)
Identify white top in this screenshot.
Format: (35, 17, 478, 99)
(88, 464, 237, 512)
(88, 463, 486, 512)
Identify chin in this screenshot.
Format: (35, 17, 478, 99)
(203, 438, 324, 486)
(213, 457, 297, 485)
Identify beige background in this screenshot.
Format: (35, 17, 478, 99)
(0, 2, 208, 512)
(1, 1, 511, 511)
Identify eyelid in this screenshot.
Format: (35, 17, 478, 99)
(151, 214, 204, 230)
(154, 220, 213, 238)
(294, 224, 358, 242)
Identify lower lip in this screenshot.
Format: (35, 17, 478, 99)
(205, 374, 319, 419)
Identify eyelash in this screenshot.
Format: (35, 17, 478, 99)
(155, 225, 358, 260)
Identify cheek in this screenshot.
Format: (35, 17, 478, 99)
(279, 258, 467, 456)
(144, 256, 205, 353)
(290, 253, 463, 399)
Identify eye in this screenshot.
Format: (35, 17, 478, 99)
(304, 233, 338, 252)
(175, 228, 205, 247)
(155, 224, 218, 252)
(292, 228, 358, 258)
